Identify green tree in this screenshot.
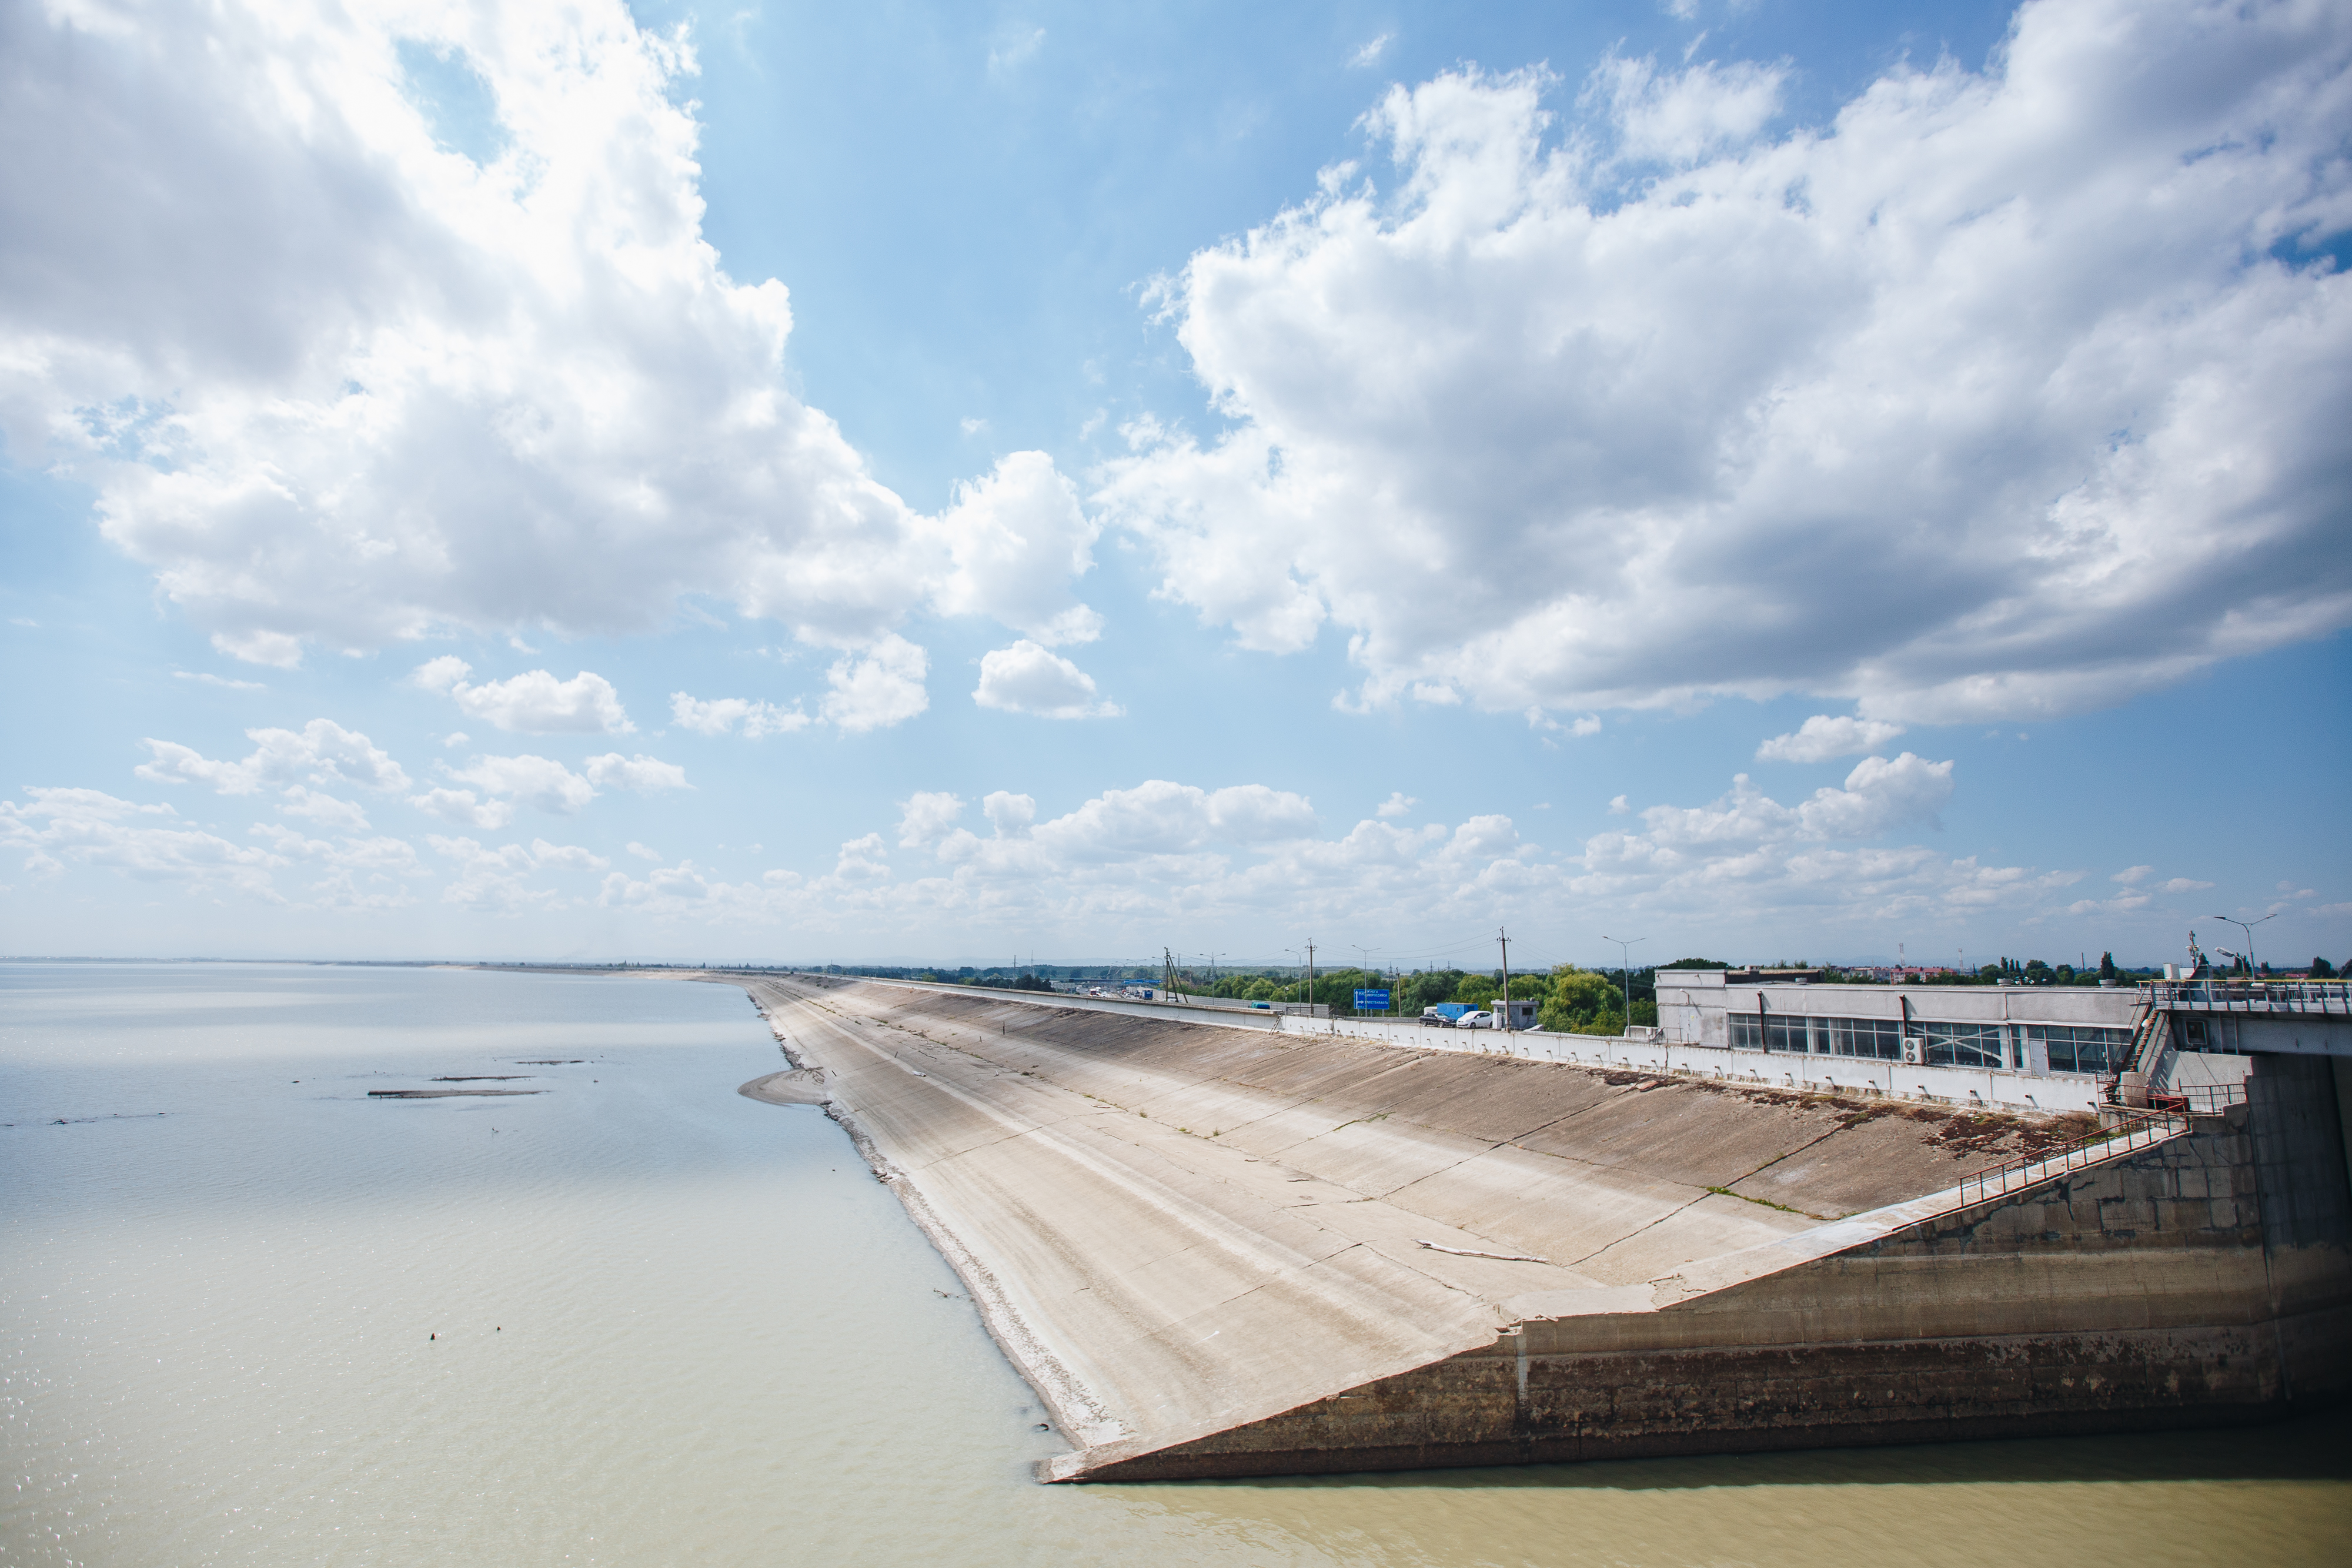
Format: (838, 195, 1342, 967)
(1402, 970, 1466, 1011)
(1539, 965, 1618, 1032)
(2099, 951, 2117, 979)
(2312, 957, 2337, 978)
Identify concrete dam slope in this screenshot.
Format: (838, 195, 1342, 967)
(742, 976, 2352, 1481)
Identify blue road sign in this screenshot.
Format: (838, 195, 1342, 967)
(1354, 988, 1392, 1011)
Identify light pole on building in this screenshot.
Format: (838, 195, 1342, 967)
(2210, 913, 2277, 975)
(1602, 934, 1648, 1026)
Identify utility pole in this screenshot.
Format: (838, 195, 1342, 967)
(1307, 938, 1317, 1020)
(1498, 928, 1511, 1031)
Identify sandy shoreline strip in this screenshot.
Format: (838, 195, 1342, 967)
(737, 1069, 833, 1106)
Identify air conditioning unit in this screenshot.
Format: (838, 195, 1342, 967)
(1902, 1038, 1925, 1065)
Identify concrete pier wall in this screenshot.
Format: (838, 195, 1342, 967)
(1095, 1080, 2352, 1478)
(741, 977, 2351, 1483)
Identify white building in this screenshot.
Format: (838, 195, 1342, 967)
(1655, 968, 2146, 1075)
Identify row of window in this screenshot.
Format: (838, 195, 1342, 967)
(2036, 1024, 2133, 1074)
(1725, 1014, 2132, 1074)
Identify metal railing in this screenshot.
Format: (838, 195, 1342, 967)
(2140, 979, 2351, 1015)
(2147, 1082, 2249, 1115)
(1955, 1110, 2190, 1208)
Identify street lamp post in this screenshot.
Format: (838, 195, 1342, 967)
(1351, 945, 1383, 1016)
(1601, 934, 1647, 1029)
(2210, 913, 2278, 975)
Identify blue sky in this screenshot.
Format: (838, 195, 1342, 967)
(2, 0, 2347, 970)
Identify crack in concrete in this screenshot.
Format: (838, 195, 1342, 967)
(1565, 1188, 1710, 1269)
(1715, 1124, 1849, 1221)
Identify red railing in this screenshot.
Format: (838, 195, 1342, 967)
(1956, 1110, 2189, 1208)
(2147, 1082, 2249, 1115)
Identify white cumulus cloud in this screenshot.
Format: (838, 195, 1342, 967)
(137, 720, 410, 795)
(930, 452, 1104, 646)
(413, 753, 612, 826)
(1585, 52, 1787, 165)
(414, 659, 633, 734)
(821, 635, 929, 733)
(246, 823, 426, 909)
(0, 0, 1094, 674)
(966, 780, 1318, 861)
(972, 641, 1122, 718)
(426, 834, 603, 912)
(1095, 1, 2352, 724)
(410, 788, 513, 831)
(276, 786, 371, 833)
(1639, 753, 1956, 848)
(897, 791, 965, 848)
(0, 787, 283, 898)
(1758, 714, 1910, 764)
(669, 692, 810, 738)
(983, 791, 1036, 839)
(583, 754, 690, 793)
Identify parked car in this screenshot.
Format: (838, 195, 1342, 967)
(1421, 1002, 1476, 1027)
(1455, 1009, 1495, 1029)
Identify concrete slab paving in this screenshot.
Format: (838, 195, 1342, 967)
(739, 975, 2210, 1481)
(1379, 1144, 1718, 1267)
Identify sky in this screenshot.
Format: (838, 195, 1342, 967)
(2, 0, 2348, 971)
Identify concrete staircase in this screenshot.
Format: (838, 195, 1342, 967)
(2110, 1001, 2173, 1106)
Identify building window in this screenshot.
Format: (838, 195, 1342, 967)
(2177, 1018, 2246, 1055)
(1736, 1012, 1905, 1057)
(2026, 1024, 2132, 1075)
(1827, 1017, 1905, 1060)
(1921, 1021, 2006, 1069)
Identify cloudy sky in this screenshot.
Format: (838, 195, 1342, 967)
(4, 0, 2347, 969)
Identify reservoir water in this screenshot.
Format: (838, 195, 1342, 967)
(4, 961, 2347, 1566)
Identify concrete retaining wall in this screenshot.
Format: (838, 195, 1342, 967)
(1269, 1011, 2111, 1114)
(1077, 1057, 2352, 1479)
(748, 977, 2349, 1483)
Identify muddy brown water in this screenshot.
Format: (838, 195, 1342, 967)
(4, 961, 2344, 1566)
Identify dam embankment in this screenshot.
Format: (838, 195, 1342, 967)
(740, 975, 2352, 1481)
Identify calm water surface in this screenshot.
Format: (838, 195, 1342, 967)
(3, 962, 2346, 1566)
